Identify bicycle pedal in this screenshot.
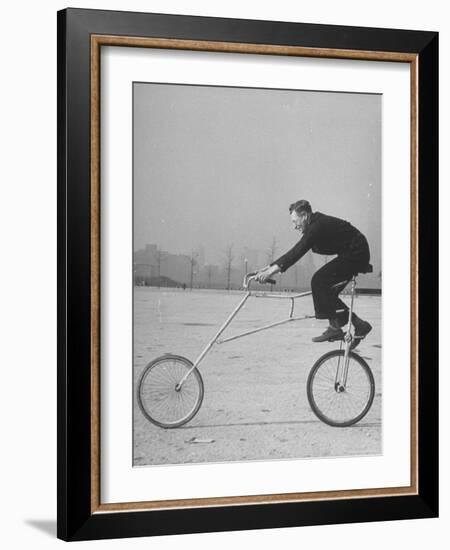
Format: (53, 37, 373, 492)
(327, 336, 345, 342)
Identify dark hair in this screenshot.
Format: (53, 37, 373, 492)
(289, 200, 312, 215)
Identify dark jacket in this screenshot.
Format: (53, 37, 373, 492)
(272, 212, 370, 273)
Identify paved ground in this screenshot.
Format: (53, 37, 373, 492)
(133, 287, 382, 466)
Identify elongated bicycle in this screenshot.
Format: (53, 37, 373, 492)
(137, 273, 375, 428)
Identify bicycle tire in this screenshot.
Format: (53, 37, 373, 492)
(307, 349, 375, 427)
(137, 354, 204, 429)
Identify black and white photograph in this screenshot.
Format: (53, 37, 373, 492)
(0, 0, 443, 546)
(133, 82, 382, 467)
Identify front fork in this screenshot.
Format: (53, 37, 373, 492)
(334, 277, 356, 392)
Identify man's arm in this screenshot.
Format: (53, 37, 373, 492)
(271, 231, 314, 273)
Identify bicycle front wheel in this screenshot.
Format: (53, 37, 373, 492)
(307, 350, 375, 427)
(137, 354, 204, 428)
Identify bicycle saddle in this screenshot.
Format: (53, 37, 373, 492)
(331, 263, 373, 293)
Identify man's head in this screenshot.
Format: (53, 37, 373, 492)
(289, 200, 312, 232)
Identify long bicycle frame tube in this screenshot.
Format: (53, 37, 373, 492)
(175, 276, 358, 390)
(252, 290, 312, 300)
(216, 314, 315, 344)
(176, 290, 252, 388)
(218, 290, 313, 343)
(176, 286, 313, 389)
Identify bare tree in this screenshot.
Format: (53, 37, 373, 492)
(155, 250, 166, 288)
(266, 237, 277, 264)
(224, 244, 234, 291)
(266, 237, 278, 288)
(189, 250, 198, 290)
(244, 258, 250, 289)
(206, 265, 214, 289)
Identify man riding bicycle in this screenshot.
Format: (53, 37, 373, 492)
(255, 200, 373, 343)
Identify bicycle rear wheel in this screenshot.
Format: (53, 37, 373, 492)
(137, 354, 204, 428)
(307, 350, 375, 427)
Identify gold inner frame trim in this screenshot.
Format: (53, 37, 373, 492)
(90, 34, 419, 514)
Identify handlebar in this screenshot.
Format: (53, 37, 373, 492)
(243, 271, 277, 290)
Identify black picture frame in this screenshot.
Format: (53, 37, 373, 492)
(57, 8, 438, 542)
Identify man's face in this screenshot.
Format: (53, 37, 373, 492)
(291, 210, 308, 233)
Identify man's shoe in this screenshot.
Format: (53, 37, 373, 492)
(312, 326, 344, 343)
(354, 320, 372, 339)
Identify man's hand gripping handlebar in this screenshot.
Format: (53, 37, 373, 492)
(243, 271, 277, 290)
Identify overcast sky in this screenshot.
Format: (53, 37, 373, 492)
(134, 82, 381, 273)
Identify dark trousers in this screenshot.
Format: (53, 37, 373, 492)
(311, 255, 368, 320)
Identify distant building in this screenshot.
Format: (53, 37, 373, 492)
(134, 243, 157, 266)
(134, 243, 380, 291)
(134, 244, 158, 283)
(134, 244, 193, 286)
